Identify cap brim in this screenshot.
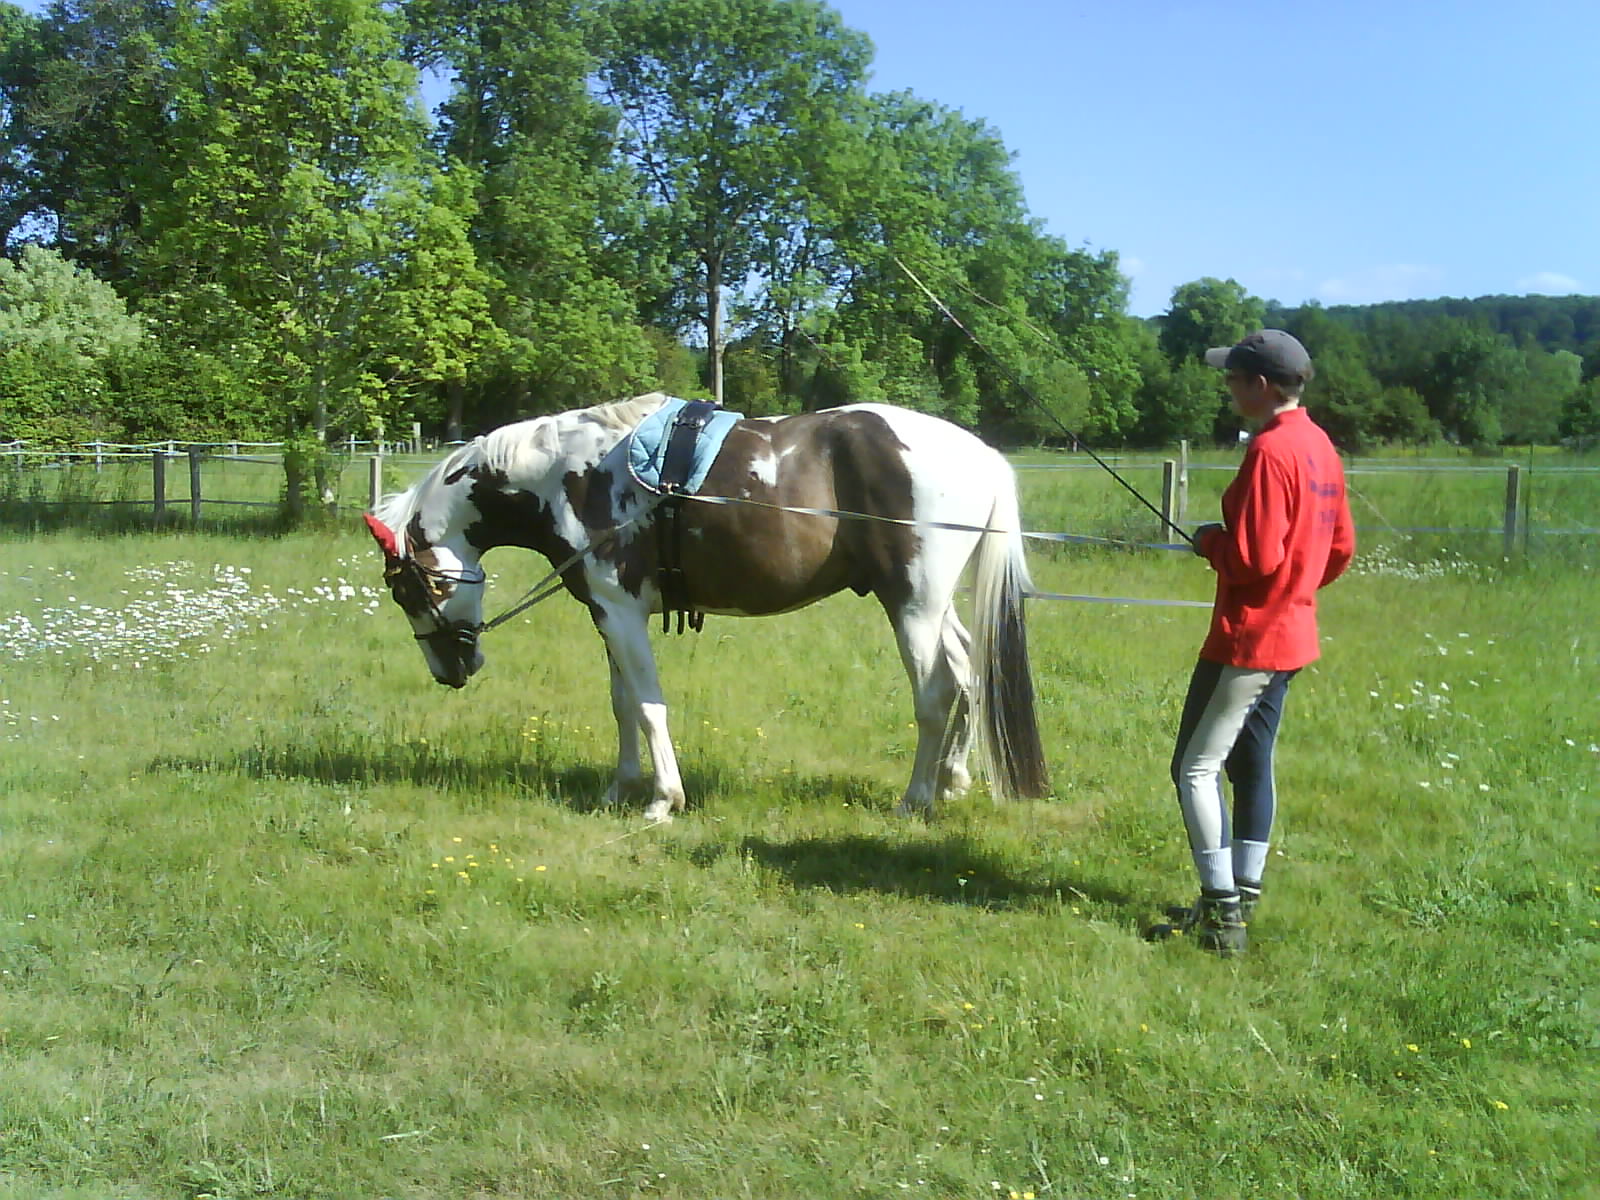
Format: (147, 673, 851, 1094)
(1203, 346, 1232, 369)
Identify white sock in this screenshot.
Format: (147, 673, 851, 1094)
(1192, 847, 1236, 895)
(1234, 839, 1269, 887)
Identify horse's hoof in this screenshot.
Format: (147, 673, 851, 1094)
(643, 803, 675, 824)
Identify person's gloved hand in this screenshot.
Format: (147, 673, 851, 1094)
(1192, 523, 1224, 557)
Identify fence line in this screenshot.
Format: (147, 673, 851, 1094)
(3, 448, 1596, 558)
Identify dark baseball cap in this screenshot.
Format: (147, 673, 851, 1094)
(1204, 329, 1314, 385)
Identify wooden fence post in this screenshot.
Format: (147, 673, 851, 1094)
(1503, 463, 1522, 558)
(1177, 439, 1190, 526)
(1161, 459, 1177, 540)
(368, 454, 383, 511)
(188, 446, 203, 524)
(152, 451, 167, 521)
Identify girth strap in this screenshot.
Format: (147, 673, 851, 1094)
(655, 399, 718, 634)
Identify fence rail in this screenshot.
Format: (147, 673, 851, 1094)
(3, 442, 1596, 559)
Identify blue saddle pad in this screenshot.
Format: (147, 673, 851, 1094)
(625, 397, 743, 495)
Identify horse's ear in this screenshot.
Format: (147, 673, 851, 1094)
(364, 513, 400, 559)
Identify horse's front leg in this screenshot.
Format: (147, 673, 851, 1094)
(597, 608, 685, 822)
(603, 649, 647, 809)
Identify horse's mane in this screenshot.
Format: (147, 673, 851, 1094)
(370, 393, 671, 554)
(479, 392, 669, 480)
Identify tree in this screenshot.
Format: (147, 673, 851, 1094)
(1560, 377, 1600, 447)
(1501, 347, 1581, 445)
(1422, 322, 1524, 446)
(1158, 277, 1265, 367)
(0, 242, 140, 363)
(0, 0, 178, 279)
(597, 0, 871, 403)
(140, 0, 497, 508)
(409, 0, 654, 432)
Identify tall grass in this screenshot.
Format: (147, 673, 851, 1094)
(0, 489, 1596, 1197)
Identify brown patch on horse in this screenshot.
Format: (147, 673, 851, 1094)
(461, 469, 607, 606)
(674, 409, 919, 616)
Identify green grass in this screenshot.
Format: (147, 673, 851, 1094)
(1, 500, 1597, 1197)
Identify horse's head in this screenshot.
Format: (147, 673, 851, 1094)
(365, 512, 487, 688)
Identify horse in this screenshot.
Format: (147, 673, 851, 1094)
(364, 392, 1049, 822)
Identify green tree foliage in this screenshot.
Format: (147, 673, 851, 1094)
(0, 242, 140, 362)
(6, 0, 1598, 464)
(410, 0, 653, 432)
(597, 0, 871, 403)
(1144, 278, 1265, 443)
(0, 0, 176, 279)
(0, 243, 140, 441)
(139, 0, 497, 495)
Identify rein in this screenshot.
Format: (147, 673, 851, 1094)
(385, 556, 487, 641)
(472, 487, 1181, 639)
(893, 255, 1196, 549)
(479, 499, 663, 633)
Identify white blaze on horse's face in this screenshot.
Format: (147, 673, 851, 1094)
(406, 540, 487, 688)
(366, 511, 488, 690)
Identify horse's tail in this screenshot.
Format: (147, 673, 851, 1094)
(970, 466, 1051, 801)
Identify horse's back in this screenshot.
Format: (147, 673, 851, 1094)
(676, 404, 1009, 616)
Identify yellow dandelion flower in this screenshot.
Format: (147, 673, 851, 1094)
(452, 836, 462, 843)
(1491, 1100, 1509, 1111)
(1140, 1023, 1149, 1033)
(1009, 1191, 1020, 1200)
(962, 1002, 975, 1011)
(457, 871, 470, 879)
(854, 922, 865, 929)
(535, 864, 547, 872)
(1406, 1044, 1420, 1053)
(1462, 1037, 1472, 1048)
(443, 856, 455, 863)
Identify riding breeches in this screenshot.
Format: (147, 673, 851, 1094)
(1170, 658, 1298, 889)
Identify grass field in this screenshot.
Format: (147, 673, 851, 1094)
(1, 462, 1597, 1199)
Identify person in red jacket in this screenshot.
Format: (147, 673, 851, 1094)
(1149, 329, 1355, 956)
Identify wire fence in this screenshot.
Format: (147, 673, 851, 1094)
(2, 440, 1596, 564)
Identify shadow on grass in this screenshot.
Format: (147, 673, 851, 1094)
(741, 833, 1130, 911)
(149, 744, 744, 817)
(0, 500, 299, 537)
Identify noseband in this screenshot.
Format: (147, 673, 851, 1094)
(384, 555, 487, 643)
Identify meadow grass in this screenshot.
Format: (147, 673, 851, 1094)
(1, 478, 1597, 1198)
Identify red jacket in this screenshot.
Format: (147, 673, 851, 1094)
(1195, 407, 1355, 670)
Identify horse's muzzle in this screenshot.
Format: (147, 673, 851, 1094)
(419, 622, 483, 688)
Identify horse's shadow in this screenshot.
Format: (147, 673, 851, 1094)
(737, 833, 1129, 910)
(152, 746, 1130, 911)
(154, 744, 830, 818)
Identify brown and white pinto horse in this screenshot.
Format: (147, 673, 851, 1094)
(366, 393, 1048, 821)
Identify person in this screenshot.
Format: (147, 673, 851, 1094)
(1149, 329, 1355, 957)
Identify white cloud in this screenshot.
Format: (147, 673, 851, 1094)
(1316, 264, 1445, 306)
(1119, 255, 1145, 278)
(1514, 271, 1582, 295)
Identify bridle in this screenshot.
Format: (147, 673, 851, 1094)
(383, 552, 487, 648)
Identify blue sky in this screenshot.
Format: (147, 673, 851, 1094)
(14, 0, 1597, 317)
(835, 0, 1600, 314)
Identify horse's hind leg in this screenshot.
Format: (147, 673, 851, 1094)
(890, 607, 964, 819)
(936, 611, 975, 802)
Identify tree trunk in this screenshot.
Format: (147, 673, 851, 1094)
(446, 379, 465, 442)
(706, 252, 723, 405)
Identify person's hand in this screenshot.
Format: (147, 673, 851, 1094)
(1192, 523, 1224, 557)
